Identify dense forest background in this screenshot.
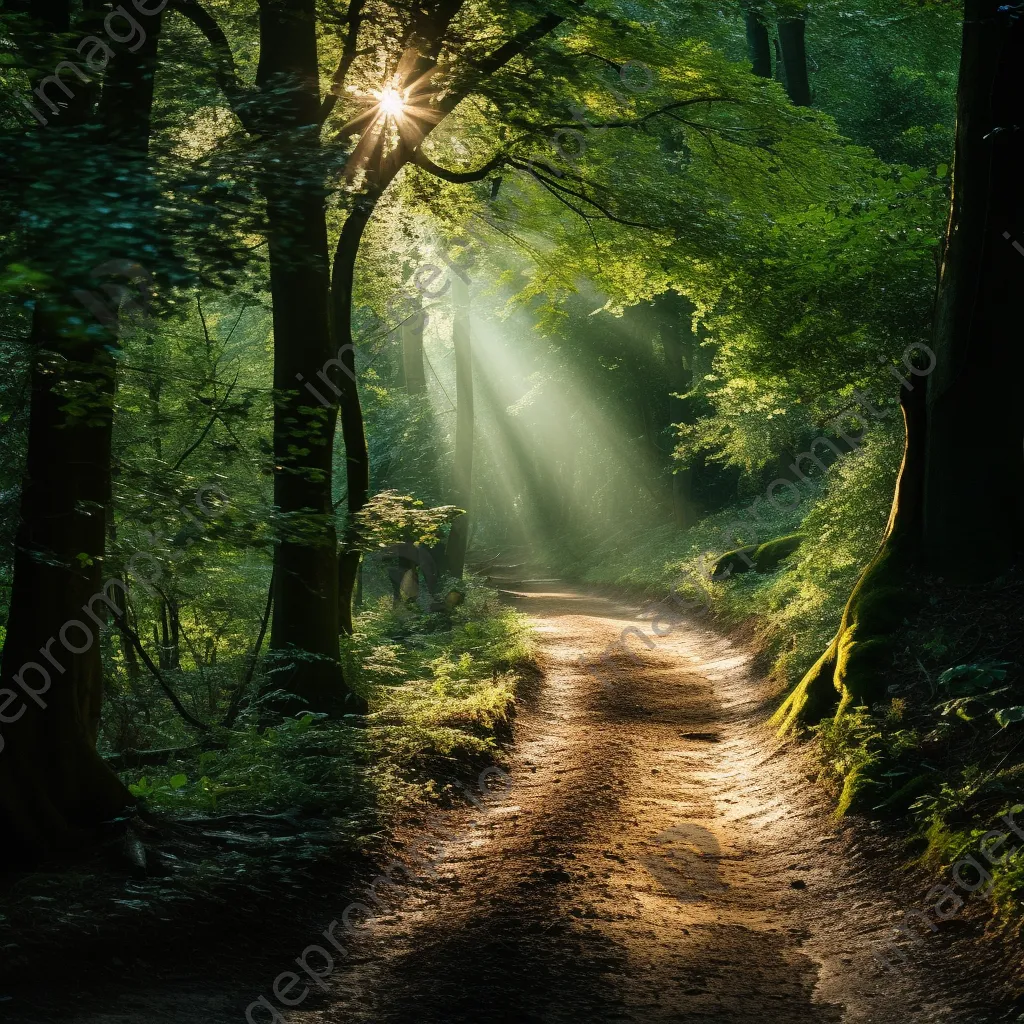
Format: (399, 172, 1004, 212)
(2, 0, 1024, 1000)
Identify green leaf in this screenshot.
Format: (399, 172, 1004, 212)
(128, 777, 152, 797)
(937, 661, 1010, 695)
(995, 707, 1024, 729)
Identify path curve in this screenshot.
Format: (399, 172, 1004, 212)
(292, 585, 990, 1024)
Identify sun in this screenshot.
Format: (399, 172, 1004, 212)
(376, 85, 406, 118)
(340, 68, 441, 178)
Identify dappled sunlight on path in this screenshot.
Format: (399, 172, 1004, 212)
(35, 586, 995, 1024)
(292, 586, 986, 1024)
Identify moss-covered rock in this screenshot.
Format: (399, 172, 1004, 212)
(712, 533, 804, 579)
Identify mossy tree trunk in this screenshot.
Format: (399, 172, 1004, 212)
(775, 0, 1024, 733)
(772, 378, 928, 733)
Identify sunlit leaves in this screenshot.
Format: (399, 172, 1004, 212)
(354, 489, 463, 550)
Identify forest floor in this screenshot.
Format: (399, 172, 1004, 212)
(11, 584, 1016, 1023)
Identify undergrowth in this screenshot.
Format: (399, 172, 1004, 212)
(578, 421, 902, 691)
(120, 576, 531, 835)
(0, 579, 532, 985)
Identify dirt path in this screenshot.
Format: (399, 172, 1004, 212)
(290, 586, 994, 1024)
(20, 586, 1001, 1023)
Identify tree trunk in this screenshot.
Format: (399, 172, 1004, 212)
(920, 0, 1024, 566)
(562, 430, 577, 526)
(113, 578, 141, 685)
(0, 306, 131, 861)
(654, 291, 697, 529)
(859, 0, 1024, 568)
(157, 597, 180, 671)
(263, 179, 349, 710)
(772, 379, 927, 733)
(0, 4, 164, 862)
(445, 272, 474, 578)
(402, 302, 427, 394)
(778, 14, 811, 106)
(159, 598, 171, 670)
(334, 203, 375, 637)
(742, 6, 772, 78)
(622, 304, 664, 471)
(774, 38, 787, 91)
(96, 6, 163, 153)
(168, 598, 180, 671)
(257, 0, 360, 714)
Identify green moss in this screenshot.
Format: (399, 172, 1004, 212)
(776, 537, 914, 733)
(712, 533, 805, 578)
(836, 761, 874, 817)
(712, 544, 760, 578)
(770, 636, 839, 733)
(753, 533, 805, 572)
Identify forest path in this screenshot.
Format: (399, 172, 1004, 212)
(289, 584, 985, 1024)
(29, 585, 996, 1024)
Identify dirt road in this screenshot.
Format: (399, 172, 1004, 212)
(23, 586, 1002, 1023)
(291, 585, 994, 1024)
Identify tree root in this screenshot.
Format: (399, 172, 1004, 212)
(772, 542, 912, 736)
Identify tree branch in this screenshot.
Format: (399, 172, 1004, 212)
(169, 0, 257, 131)
(170, 376, 238, 472)
(440, 10, 568, 116)
(535, 177, 600, 241)
(578, 51, 624, 72)
(320, 0, 368, 124)
(412, 149, 507, 182)
(112, 610, 210, 733)
(509, 158, 663, 231)
(535, 96, 739, 134)
(221, 568, 274, 728)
